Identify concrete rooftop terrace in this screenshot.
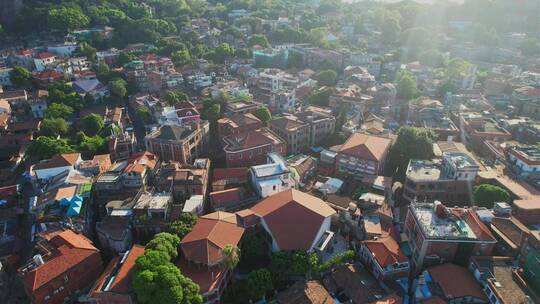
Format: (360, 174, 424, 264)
(411, 202, 477, 240)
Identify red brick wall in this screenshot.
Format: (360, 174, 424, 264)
(225, 142, 287, 168)
(425, 241, 458, 262)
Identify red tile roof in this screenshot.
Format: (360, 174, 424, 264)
(250, 189, 336, 251)
(428, 263, 488, 301)
(180, 212, 245, 265)
(176, 257, 226, 293)
(33, 153, 80, 171)
(212, 167, 248, 181)
(124, 151, 157, 174)
(363, 235, 407, 268)
(16, 49, 32, 56)
(34, 70, 64, 81)
(35, 52, 56, 59)
(22, 230, 100, 292)
(90, 245, 145, 296)
(210, 188, 241, 206)
(339, 133, 392, 161)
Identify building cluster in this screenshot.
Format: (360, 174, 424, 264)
(0, 2, 540, 304)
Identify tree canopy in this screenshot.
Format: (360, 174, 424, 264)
(254, 106, 272, 123)
(315, 70, 338, 86)
(473, 184, 510, 208)
(45, 103, 74, 119)
(247, 268, 273, 300)
(9, 67, 31, 87)
(26, 136, 74, 161)
(80, 114, 105, 136)
(133, 233, 203, 304)
(168, 213, 198, 239)
(248, 34, 270, 48)
(145, 232, 181, 260)
(164, 90, 189, 106)
(221, 244, 240, 271)
(40, 118, 69, 137)
(387, 126, 436, 180)
(396, 71, 418, 100)
(109, 79, 127, 98)
(47, 7, 90, 32)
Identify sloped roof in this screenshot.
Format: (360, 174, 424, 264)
(124, 151, 157, 174)
(90, 245, 145, 296)
(363, 235, 407, 268)
(210, 188, 241, 206)
(72, 79, 104, 94)
(338, 133, 392, 161)
(250, 189, 336, 251)
(180, 211, 245, 265)
(35, 52, 55, 59)
(158, 125, 192, 140)
(271, 116, 307, 131)
(23, 230, 99, 292)
(277, 280, 334, 304)
(428, 263, 487, 301)
(33, 153, 80, 171)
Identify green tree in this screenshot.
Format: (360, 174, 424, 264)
(136, 106, 153, 124)
(520, 38, 540, 57)
(205, 43, 234, 64)
(48, 7, 90, 32)
(438, 82, 456, 96)
(133, 263, 202, 304)
(446, 58, 471, 81)
(221, 244, 240, 271)
(248, 34, 270, 48)
(109, 79, 127, 98)
(45, 103, 74, 119)
(473, 184, 510, 208)
(40, 118, 69, 137)
(168, 213, 198, 239)
(315, 70, 338, 86)
(79, 42, 97, 61)
(287, 51, 303, 69)
(171, 48, 192, 67)
(396, 71, 418, 100)
(419, 49, 446, 68)
(241, 234, 266, 265)
(164, 91, 189, 106)
(134, 250, 170, 272)
(201, 102, 221, 123)
(145, 232, 181, 260)
(247, 268, 273, 300)
(381, 15, 401, 44)
(48, 82, 85, 111)
(254, 106, 271, 123)
(9, 67, 31, 87)
(387, 126, 436, 179)
(26, 136, 74, 160)
(118, 52, 137, 66)
(77, 132, 107, 156)
(80, 114, 104, 136)
(307, 87, 334, 107)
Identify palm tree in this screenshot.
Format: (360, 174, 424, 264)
(221, 244, 241, 296)
(221, 244, 241, 271)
